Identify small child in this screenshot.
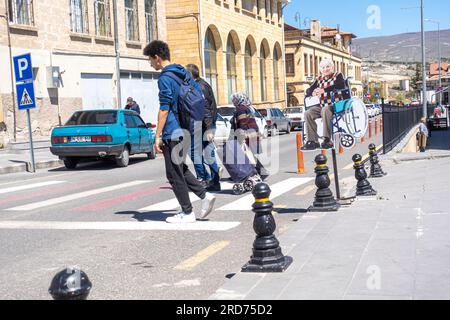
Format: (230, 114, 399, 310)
(418, 117, 429, 153)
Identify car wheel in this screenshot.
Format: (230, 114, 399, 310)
(116, 146, 130, 167)
(63, 157, 78, 170)
(147, 145, 156, 160)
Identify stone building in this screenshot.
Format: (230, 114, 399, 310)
(165, 0, 287, 108)
(284, 21, 363, 107)
(0, 0, 167, 145)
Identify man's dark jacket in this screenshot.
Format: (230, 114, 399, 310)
(196, 78, 217, 131)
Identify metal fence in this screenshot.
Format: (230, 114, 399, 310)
(382, 103, 432, 154)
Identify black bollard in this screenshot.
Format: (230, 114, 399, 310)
(368, 144, 387, 178)
(242, 183, 292, 273)
(353, 154, 377, 196)
(308, 154, 340, 212)
(48, 267, 92, 300)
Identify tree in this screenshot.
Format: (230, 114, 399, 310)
(410, 63, 422, 92)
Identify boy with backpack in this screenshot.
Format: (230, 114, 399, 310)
(143, 40, 216, 224)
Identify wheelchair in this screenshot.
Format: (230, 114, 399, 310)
(303, 87, 368, 150)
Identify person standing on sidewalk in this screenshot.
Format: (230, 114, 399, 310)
(186, 64, 221, 192)
(143, 40, 216, 223)
(418, 117, 429, 153)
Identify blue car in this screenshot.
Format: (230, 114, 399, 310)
(50, 109, 156, 169)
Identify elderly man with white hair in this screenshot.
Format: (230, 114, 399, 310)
(302, 58, 347, 150)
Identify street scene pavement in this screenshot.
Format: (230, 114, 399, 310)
(0, 127, 387, 300)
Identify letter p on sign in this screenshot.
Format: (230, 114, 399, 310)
(13, 53, 33, 83)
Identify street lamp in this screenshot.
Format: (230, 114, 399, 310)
(425, 18, 442, 106)
(401, 0, 427, 118)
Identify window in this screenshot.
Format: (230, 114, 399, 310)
(94, 0, 111, 37)
(125, 114, 137, 128)
(286, 53, 294, 76)
(125, 0, 139, 41)
(309, 55, 313, 76)
(70, 0, 88, 34)
(277, 0, 282, 22)
(273, 48, 280, 101)
(145, 0, 156, 43)
(8, 0, 34, 25)
(66, 111, 117, 126)
(226, 35, 237, 103)
(241, 0, 253, 11)
(244, 39, 254, 101)
(132, 115, 145, 127)
(265, 0, 271, 18)
(303, 53, 308, 75)
(204, 29, 219, 100)
(260, 44, 267, 102)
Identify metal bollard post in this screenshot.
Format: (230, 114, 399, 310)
(242, 183, 293, 273)
(375, 118, 378, 136)
(369, 119, 373, 139)
(49, 267, 92, 300)
(368, 143, 387, 178)
(353, 154, 377, 197)
(308, 154, 340, 212)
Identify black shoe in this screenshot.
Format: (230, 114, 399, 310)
(301, 141, 320, 151)
(206, 182, 221, 192)
(321, 138, 334, 149)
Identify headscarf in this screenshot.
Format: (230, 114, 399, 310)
(231, 92, 252, 108)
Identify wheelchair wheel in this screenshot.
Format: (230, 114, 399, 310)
(340, 134, 356, 149)
(342, 98, 368, 139)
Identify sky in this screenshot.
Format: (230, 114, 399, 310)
(284, 0, 450, 39)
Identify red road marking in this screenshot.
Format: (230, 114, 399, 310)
(70, 184, 169, 212)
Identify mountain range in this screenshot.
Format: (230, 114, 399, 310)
(353, 29, 450, 63)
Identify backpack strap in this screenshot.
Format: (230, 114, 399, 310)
(163, 72, 186, 86)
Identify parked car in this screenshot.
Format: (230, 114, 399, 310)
(217, 105, 269, 139)
(50, 109, 156, 169)
(283, 106, 305, 131)
(258, 108, 292, 136)
(214, 114, 232, 143)
(365, 104, 376, 118)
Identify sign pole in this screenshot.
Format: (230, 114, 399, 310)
(26, 109, 36, 173)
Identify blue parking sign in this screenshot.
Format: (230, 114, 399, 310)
(16, 82, 36, 110)
(13, 53, 33, 82)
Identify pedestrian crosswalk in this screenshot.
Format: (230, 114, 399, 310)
(0, 177, 315, 217)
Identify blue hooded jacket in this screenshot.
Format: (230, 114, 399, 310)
(158, 64, 202, 140)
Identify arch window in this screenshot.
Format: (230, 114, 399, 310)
(204, 29, 219, 100)
(244, 39, 254, 101)
(226, 35, 237, 103)
(260, 44, 267, 101)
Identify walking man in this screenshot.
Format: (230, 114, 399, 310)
(125, 97, 141, 115)
(143, 40, 216, 223)
(186, 64, 221, 192)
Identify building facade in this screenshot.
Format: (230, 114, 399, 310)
(165, 0, 287, 109)
(284, 22, 363, 107)
(0, 0, 167, 145)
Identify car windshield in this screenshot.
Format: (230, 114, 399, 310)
(65, 111, 118, 126)
(285, 108, 303, 114)
(259, 109, 268, 117)
(217, 107, 236, 117)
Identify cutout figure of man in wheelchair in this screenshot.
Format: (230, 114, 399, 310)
(302, 58, 368, 151)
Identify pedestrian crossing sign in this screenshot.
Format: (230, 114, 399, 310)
(16, 82, 36, 110)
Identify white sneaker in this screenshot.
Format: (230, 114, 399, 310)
(199, 193, 216, 220)
(166, 212, 196, 224)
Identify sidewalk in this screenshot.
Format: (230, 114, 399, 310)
(210, 129, 450, 300)
(0, 147, 62, 174)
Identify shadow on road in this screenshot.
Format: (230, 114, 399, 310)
(115, 210, 174, 222)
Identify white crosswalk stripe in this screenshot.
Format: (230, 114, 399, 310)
(0, 220, 241, 231)
(218, 178, 314, 211)
(0, 181, 65, 194)
(138, 182, 235, 212)
(5, 180, 152, 211)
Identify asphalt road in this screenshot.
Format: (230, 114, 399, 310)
(0, 126, 383, 299)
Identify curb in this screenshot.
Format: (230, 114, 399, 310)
(0, 159, 63, 175)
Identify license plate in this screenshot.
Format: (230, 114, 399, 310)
(70, 136, 91, 143)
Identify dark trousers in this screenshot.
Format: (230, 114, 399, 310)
(162, 139, 206, 214)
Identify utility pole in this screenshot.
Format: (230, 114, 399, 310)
(425, 19, 441, 106)
(420, 0, 427, 118)
(112, 0, 121, 109)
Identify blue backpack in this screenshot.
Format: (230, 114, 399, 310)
(164, 72, 205, 135)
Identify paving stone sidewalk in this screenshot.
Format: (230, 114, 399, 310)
(211, 135, 450, 300)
